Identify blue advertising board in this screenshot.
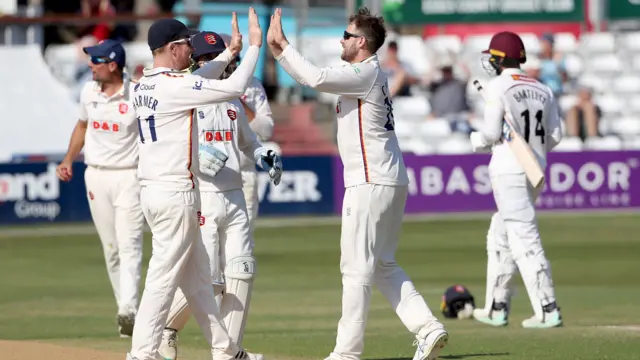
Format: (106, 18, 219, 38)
(0, 162, 91, 225)
(256, 155, 335, 216)
(0, 155, 336, 225)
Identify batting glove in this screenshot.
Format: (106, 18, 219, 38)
(199, 144, 228, 177)
(257, 149, 283, 186)
(469, 131, 491, 153)
(502, 121, 513, 142)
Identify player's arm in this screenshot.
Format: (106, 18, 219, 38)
(479, 81, 505, 144)
(172, 45, 260, 108)
(242, 81, 274, 140)
(57, 85, 91, 181)
(545, 94, 563, 151)
(274, 44, 376, 98)
(192, 48, 237, 79)
(237, 106, 282, 185)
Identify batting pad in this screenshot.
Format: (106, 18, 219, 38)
(220, 255, 256, 346)
(166, 287, 192, 331)
(485, 213, 517, 311)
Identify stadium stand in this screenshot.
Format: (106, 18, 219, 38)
(0, 45, 79, 162)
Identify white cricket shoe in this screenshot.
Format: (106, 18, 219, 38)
(158, 328, 178, 360)
(413, 329, 449, 360)
(473, 308, 508, 327)
(234, 349, 264, 360)
(117, 312, 135, 338)
(521, 309, 563, 329)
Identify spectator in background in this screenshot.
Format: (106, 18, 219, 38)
(380, 40, 417, 97)
(538, 33, 568, 96)
(426, 62, 473, 134)
(565, 86, 601, 141)
(523, 56, 542, 81)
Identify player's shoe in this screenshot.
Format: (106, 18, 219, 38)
(234, 350, 264, 360)
(472, 308, 508, 327)
(117, 312, 136, 338)
(159, 328, 178, 360)
(412, 328, 448, 360)
(521, 309, 563, 329)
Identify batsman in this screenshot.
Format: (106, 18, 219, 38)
(469, 31, 564, 329)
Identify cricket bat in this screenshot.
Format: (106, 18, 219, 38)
(473, 80, 545, 190)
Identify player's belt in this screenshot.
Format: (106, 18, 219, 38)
(87, 164, 137, 170)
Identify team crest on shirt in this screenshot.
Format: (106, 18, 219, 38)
(118, 103, 128, 114)
(198, 211, 205, 226)
(227, 109, 237, 120)
(88, 191, 95, 200)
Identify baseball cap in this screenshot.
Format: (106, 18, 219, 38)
(482, 31, 527, 64)
(148, 18, 197, 51)
(191, 31, 227, 59)
(83, 39, 126, 68)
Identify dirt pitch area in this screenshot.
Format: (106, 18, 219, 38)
(0, 340, 122, 360)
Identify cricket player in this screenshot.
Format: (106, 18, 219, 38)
(468, 31, 563, 328)
(126, 10, 269, 360)
(207, 32, 275, 234)
(267, 7, 448, 360)
(158, 31, 283, 360)
(56, 39, 144, 338)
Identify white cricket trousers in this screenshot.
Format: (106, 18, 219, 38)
(241, 170, 259, 235)
(333, 184, 443, 360)
(486, 171, 556, 320)
(84, 165, 143, 314)
(129, 188, 236, 360)
(200, 189, 254, 283)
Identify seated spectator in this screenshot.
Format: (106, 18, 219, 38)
(539, 33, 569, 97)
(426, 63, 473, 134)
(380, 40, 417, 97)
(565, 86, 601, 141)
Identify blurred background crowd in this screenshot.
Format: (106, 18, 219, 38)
(1, 0, 640, 162)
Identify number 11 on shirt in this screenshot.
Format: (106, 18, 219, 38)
(137, 115, 157, 143)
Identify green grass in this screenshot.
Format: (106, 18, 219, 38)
(1, 214, 640, 359)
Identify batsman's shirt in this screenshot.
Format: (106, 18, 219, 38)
(239, 77, 274, 172)
(79, 78, 139, 168)
(480, 68, 563, 175)
(276, 46, 409, 188)
(132, 46, 259, 190)
(196, 98, 263, 192)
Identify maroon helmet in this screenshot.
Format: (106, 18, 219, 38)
(482, 31, 527, 64)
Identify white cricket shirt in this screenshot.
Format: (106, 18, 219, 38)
(238, 76, 274, 172)
(79, 78, 139, 168)
(197, 98, 263, 192)
(276, 45, 409, 188)
(480, 68, 563, 175)
(132, 46, 259, 190)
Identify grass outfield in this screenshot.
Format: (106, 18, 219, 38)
(0, 214, 639, 360)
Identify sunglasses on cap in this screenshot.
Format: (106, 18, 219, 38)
(90, 56, 112, 65)
(343, 31, 363, 40)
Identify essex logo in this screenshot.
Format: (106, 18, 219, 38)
(227, 109, 237, 120)
(205, 34, 217, 44)
(119, 103, 128, 114)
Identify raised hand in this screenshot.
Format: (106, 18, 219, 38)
(271, 8, 288, 48)
(248, 7, 262, 47)
(228, 12, 243, 56)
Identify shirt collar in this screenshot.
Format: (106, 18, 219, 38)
(501, 68, 525, 76)
(361, 54, 378, 64)
(142, 66, 188, 77)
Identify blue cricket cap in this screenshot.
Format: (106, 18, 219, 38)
(83, 39, 126, 68)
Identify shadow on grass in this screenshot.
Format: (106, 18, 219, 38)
(372, 354, 510, 360)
